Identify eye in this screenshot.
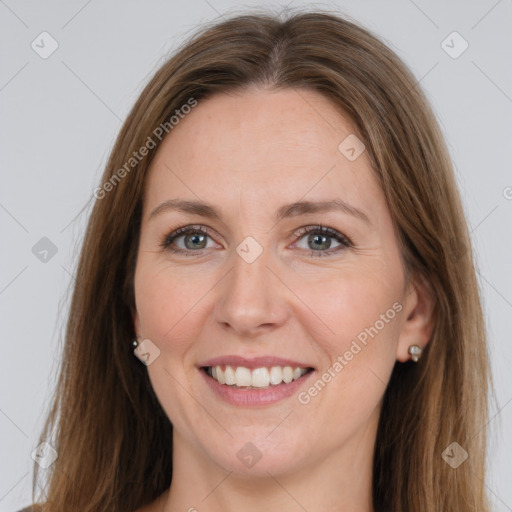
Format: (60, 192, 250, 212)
(160, 225, 216, 256)
(160, 224, 353, 257)
(292, 225, 353, 257)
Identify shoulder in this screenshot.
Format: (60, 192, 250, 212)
(16, 506, 41, 512)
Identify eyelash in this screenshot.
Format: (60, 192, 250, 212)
(160, 224, 353, 258)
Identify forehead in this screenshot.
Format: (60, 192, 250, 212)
(143, 87, 384, 222)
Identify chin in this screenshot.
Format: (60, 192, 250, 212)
(205, 433, 310, 478)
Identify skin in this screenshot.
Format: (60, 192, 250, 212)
(132, 87, 434, 512)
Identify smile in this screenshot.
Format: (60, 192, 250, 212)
(204, 365, 313, 389)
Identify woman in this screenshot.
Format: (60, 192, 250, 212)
(21, 8, 494, 512)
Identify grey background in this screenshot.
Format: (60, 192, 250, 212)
(1, 0, 511, 510)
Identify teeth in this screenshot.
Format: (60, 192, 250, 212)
(216, 367, 226, 384)
(235, 367, 251, 386)
(251, 367, 269, 388)
(224, 365, 236, 385)
(207, 365, 310, 388)
(269, 366, 283, 385)
(282, 366, 294, 383)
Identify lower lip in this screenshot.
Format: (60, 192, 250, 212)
(200, 368, 315, 407)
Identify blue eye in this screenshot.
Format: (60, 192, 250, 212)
(292, 225, 352, 257)
(161, 224, 353, 257)
(161, 225, 214, 256)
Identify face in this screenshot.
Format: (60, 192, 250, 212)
(133, 87, 420, 478)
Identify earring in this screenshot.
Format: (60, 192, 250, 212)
(408, 344, 422, 362)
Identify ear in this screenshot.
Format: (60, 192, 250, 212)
(396, 273, 436, 362)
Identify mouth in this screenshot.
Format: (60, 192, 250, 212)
(201, 364, 315, 390)
(197, 355, 316, 406)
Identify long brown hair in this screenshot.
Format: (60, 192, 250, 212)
(30, 7, 495, 511)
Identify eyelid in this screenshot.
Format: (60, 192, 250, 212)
(291, 225, 353, 247)
(160, 224, 218, 250)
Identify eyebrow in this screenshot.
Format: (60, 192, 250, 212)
(148, 198, 371, 224)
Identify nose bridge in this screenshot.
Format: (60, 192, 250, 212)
(215, 236, 288, 335)
(233, 235, 270, 287)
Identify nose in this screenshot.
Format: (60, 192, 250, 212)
(213, 243, 290, 339)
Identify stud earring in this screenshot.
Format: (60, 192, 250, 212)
(408, 344, 422, 362)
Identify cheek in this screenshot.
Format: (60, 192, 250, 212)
(290, 270, 402, 441)
(291, 264, 402, 357)
(133, 260, 211, 432)
(133, 259, 207, 355)
(313, 269, 403, 395)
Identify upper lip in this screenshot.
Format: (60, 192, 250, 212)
(199, 355, 314, 370)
